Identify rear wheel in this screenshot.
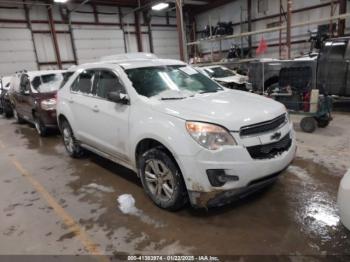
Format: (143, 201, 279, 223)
(300, 117, 317, 133)
(139, 148, 188, 211)
(316, 118, 330, 128)
(61, 120, 84, 158)
(34, 115, 48, 137)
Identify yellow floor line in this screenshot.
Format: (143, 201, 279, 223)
(1, 139, 109, 261)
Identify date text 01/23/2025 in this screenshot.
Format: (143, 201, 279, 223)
(127, 255, 220, 261)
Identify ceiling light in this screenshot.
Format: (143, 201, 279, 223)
(152, 2, 169, 11)
(54, 0, 68, 3)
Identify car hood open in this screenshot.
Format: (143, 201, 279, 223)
(151, 90, 286, 131)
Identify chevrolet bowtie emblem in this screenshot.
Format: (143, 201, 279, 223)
(271, 132, 282, 141)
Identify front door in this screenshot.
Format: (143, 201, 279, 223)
(87, 69, 130, 162)
(16, 74, 32, 120)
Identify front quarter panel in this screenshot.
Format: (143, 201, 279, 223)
(129, 99, 202, 167)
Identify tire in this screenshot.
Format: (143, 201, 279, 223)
(61, 120, 84, 158)
(300, 117, 317, 133)
(139, 148, 188, 211)
(33, 115, 48, 137)
(4, 110, 12, 119)
(13, 108, 25, 124)
(316, 118, 330, 128)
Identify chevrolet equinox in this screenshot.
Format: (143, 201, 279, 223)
(57, 53, 296, 210)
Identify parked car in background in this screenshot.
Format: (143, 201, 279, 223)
(338, 170, 350, 231)
(0, 76, 13, 118)
(57, 53, 296, 210)
(198, 65, 249, 91)
(9, 70, 66, 136)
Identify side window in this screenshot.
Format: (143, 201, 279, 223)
(329, 41, 347, 60)
(71, 70, 94, 94)
(96, 70, 124, 99)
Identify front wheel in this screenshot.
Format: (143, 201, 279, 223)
(13, 108, 25, 124)
(139, 148, 188, 211)
(61, 120, 84, 158)
(300, 117, 317, 133)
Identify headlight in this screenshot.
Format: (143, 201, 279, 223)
(40, 98, 56, 111)
(186, 122, 237, 150)
(283, 106, 291, 122)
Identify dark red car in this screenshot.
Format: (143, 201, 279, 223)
(9, 70, 67, 136)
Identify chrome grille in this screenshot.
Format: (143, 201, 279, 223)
(247, 133, 292, 160)
(240, 114, 287, 137)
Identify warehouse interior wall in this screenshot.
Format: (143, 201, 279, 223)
(195, 0, 349, 60)
(0, 3, 178, 76)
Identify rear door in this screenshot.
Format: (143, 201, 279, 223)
(69, 69, 97, 144)
(87, 69, 130, 161)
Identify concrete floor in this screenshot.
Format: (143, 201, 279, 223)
(0, 112, 349, 259)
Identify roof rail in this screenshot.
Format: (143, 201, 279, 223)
(100, 52, 158, 62)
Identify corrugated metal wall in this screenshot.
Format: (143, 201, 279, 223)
(0, 3, 179, 76)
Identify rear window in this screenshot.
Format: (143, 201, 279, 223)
(60, 72, 74, 89)
(31, 73, 65, 93)
(205, 67, 235, 78)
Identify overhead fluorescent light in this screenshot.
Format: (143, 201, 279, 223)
(152, 2, 169, 11)
(54, 0, 68, 3)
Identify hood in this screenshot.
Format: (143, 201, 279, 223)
(214, 75, 246, 84)
(151, 90, 286, 131)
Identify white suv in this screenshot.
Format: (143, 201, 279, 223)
(57, 53, 296, 210)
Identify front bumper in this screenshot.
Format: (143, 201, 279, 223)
(178, 124, 297, 208)
(338, 170, 350, 231)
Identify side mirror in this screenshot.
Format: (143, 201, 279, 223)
(107, 91, 129, 105)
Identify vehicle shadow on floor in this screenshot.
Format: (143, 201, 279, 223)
(84, 151, 275, 216)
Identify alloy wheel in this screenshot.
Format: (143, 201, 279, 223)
(34, 119, 41, 135)
(144, 159, 175, 202)
(63, 127, 74, 154)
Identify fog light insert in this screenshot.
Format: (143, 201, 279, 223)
(206, 169, 239, 187)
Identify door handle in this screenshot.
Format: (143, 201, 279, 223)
(68, 98, 74, 104)
(92, 106, 99, 112)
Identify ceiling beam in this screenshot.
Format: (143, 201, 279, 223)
(190, 0, 236, 14)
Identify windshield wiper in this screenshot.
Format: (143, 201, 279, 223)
(199, 90, 219, 94)
(161, 97, 187, 100)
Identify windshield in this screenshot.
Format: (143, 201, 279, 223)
(125, 65, 223, 99)
(31, 73, 65, 93)
(205, 67, 235, 78)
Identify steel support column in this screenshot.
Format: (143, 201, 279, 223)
(338, 0, 347, 36)
(286, 0, 292, 59)
(48, 6, 62, 69)
(23, 0, 39, 70)
(247, 0, 252, 57)
(176, 0, 186, 61)
(143, 11, 154, 53)
(134, 11, 143, 52)
(118, 6, 128, 53)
